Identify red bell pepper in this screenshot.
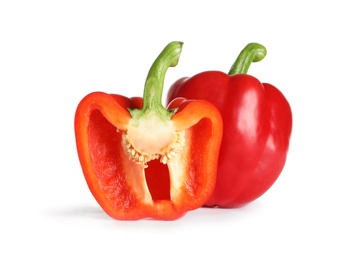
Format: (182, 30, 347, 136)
(167, 43, 292, 208)
(74, 42, 223, 220)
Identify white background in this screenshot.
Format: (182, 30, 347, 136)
(1, 0, 354, 259)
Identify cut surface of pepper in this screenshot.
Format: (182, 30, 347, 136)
(167, 43, 292, 208)
(74, 41, 223, 220)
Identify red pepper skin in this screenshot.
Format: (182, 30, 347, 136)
(74, 42, 223, 220)
(167, 44, 292, 208)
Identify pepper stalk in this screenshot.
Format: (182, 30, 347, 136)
(123, 42, 185, 167)
(228, 43, 267, 75)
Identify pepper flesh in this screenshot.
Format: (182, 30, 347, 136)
(74, 42, 223, 220)
(167, 43, 292, 208)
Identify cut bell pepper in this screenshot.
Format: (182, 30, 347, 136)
(74, 42, 223, 220)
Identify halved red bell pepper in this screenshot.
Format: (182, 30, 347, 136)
(167, 43, 292, 208)
(74, 42, 223, 220)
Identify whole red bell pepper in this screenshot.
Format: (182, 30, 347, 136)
(74, 42, 223, 220)
(167, 43, 292, 208)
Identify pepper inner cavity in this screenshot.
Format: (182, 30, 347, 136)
(145, 159, 171, 200)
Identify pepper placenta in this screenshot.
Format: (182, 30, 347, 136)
(74, 42, 223, 220)
(167, 43, 292, 208)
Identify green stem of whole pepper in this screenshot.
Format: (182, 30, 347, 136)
(130, 41, 183, 121)
(228, 43, 267, 75)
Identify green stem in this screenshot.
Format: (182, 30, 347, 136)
(131, 41, 183, 119)
(228, 43, 267, 75)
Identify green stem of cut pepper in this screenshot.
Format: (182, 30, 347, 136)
(130, 41, 183, 120)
